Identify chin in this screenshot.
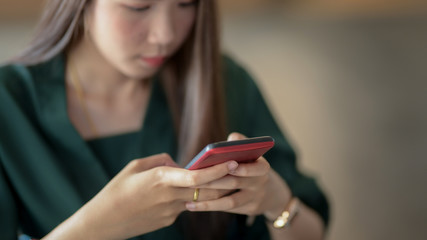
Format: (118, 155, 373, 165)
(125, 68, 158, 81)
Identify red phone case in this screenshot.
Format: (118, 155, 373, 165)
(185, 136, 275, 170)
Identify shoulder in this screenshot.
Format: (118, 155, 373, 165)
(222, 55, 256, 86)
(221, 55, 271, 131)
(0, 62, 32, 91)
(0, 55, 65, 123)
(221, 54, 261, 100)
(0, 55, 64, 101)
(0, 62, 37, 110)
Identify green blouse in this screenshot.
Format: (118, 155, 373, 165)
(0, 55, 329, 239)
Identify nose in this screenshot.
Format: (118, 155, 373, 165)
(147, 10, 175, 53)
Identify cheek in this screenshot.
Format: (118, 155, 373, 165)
(92, 7, 146, 54)
(173, 11, 196, 47)
(111, 14, 146, 45)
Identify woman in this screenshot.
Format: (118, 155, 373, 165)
(0, 0, 329, 239)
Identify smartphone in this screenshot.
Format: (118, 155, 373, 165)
(185, 136, 275, 170)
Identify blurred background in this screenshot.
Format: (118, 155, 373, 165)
(1, 0, 427, 239)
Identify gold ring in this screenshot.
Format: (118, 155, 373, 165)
(193, 188, 200, 202)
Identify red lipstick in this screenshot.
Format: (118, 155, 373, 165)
(142, 57, 166, 67)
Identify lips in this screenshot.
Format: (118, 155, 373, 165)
(142, 56, 166, 67)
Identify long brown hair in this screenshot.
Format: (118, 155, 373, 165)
(13, 0, 233, 239)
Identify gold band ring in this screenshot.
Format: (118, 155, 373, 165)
(193, 188, 200, 202)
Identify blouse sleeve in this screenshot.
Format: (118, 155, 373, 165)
(0, 66, 20, 240)
(0, 155, 19, 240)
(223, 56, 330, 238)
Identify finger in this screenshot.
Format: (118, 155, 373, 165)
(127, 153, 177, 173)
(224, 202, 261, 216)
(196, 175, 258, 190)
(227, 132, 247, 141)
(185, 190, 251, 212)
(155, 160, 239, 187)
(176, 187, 233, 202)
(229, 157, 270, 177)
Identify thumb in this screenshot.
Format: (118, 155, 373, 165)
(227, 132, 247, 141)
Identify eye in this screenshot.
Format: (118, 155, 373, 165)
(126, 5, 151, 12)
(178, 0, 198, 8)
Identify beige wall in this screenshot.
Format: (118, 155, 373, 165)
(2, 0, 427, 20)
(289, 0, 427, 13)
(218, 0, 427, 15)
(0, 0, 44, 20)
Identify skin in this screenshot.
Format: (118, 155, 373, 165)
(44, 0, 326, 239)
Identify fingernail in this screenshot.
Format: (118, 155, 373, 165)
(186, 202, 196, 210)
(227, 133, 237, 141)
(228, 161, 238, 172)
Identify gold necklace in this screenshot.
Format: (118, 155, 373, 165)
(69, 61, 99, 137)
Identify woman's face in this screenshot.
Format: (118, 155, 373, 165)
(85, 0, 197, 79)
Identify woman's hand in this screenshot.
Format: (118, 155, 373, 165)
(185, 133, 292, 221)
(44, 153, 238, 240)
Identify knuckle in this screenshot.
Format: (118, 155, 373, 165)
(200, 201, 209, 210)
(229, 178, 239, 189)
(228, 197, 238, 209)
(159, 153, 172, 161)
(239, 167, 248, 176)
(128, 159, 142, 170)
(185, 173, 198, 186)
(154, 167, 166, 180)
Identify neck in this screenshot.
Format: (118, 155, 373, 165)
(66, 36, 149, 99)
